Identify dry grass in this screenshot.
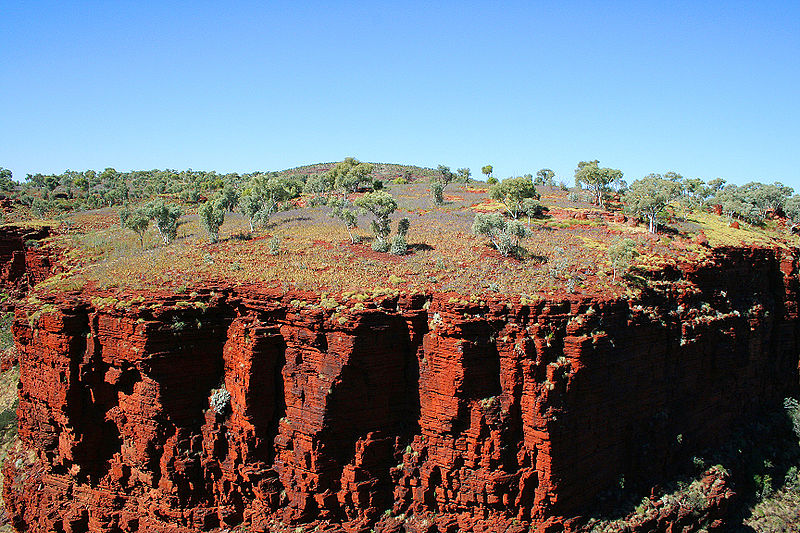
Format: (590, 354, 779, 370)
(27, 183, 800, 300)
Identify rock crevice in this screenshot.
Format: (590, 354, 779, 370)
(3, 247, 800, 532)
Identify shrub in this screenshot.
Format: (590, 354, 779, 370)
(608, 238, 638, 281)
(567, 191, 583, 203)
(487, 177, 498, 185)
(210, 387, 231, 414)
(372, 239, 390, 253)
(472, 213, 529, 257)
(199, 199, 225, 243)
(431, 182, 444, 206)
(269, 236, 281, 255)
(145, 200, 182, 244)
(397, 217, 410, 238)
(120, 206, 150, 248)
(390, 234, 407, 255)
(328, 197, 360, 244)
(355, 191, 397, 248)
(520, 198, 547, 222)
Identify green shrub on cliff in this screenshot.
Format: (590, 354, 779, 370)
(608, 238, 638, 281)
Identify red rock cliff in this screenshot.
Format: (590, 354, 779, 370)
(0, 225, 56, 302)
(3, 246, 800, 532)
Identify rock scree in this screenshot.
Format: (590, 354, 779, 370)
(3, 245, 800, 532)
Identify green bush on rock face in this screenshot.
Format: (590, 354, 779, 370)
(607, 237, 638, 281)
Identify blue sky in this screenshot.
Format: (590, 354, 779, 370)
(2, 1, 798, 188)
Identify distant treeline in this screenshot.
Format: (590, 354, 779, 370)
(0, 163, 439, 216)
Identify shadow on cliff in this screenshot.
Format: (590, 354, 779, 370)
(581, 399, 800, 531)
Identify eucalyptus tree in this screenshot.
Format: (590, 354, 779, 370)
(624, 174, 683, 233)
(535, 168, 555, 187)
(119, 205, 150, 248)
(355, 190, 398, 251)
(328, 157, 375, 194)
(489, 175, 538, 219)
(574, 160, 623, 208)
(145, 199, 182, 244)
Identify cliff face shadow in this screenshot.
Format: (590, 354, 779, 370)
(579, 401, 800, 530)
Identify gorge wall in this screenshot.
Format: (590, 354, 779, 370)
(3, 246, 800, 532)
(0, 225, 56, 303)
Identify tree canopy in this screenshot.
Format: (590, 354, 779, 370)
(327, 157, 375, 193)
(624, 174, 683, 233)
(574, 160, 623, 208)
(0, 168, 14, 191)
(535, 169, 555, 187)
(489, 175, 538, 219)
(145, 200, 182, 244)
(355, 190, 397, 248)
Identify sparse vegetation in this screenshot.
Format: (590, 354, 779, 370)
(199, 198, 225, 243)
(355, 190, 398, 251)
(472, 212, 528, 257)
(607, 238, 638, 281)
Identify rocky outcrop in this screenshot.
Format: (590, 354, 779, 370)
(3, 246, 800, 532)
(0, 225, 55, 302)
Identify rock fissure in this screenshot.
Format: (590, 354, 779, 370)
(2, 246, 800, 532)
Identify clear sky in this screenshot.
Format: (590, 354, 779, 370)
(2, 1, 798, 188)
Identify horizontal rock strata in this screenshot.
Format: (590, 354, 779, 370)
(3, 246, 800, 532)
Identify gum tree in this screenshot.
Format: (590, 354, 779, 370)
(437, 165, 455, 190)
(119, 206, 150, 248)
(624, 174, 682, 233)
(489, 175, 538, 219)
(574, 160, 623, 208)
(146, 200, 182, 244)
(535, 168, 555, 187)
(355, 190, 397, 251)
(608, 238, 638, 281)
(328, 196, 360, 244)
(199, 198, 225, 243)
(238, 175, 293, 231)
(328, 157, 375, 194)
(0, 168, 13, 191)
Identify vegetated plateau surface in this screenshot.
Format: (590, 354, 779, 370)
(0, 162, 799, 532)
(29, 181, 798, 301)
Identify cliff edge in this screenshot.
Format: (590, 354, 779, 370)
(2, 245, 799, 532)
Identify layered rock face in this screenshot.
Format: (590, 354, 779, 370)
(4, 246, 800, 532)
(0, 225, 55, 302)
